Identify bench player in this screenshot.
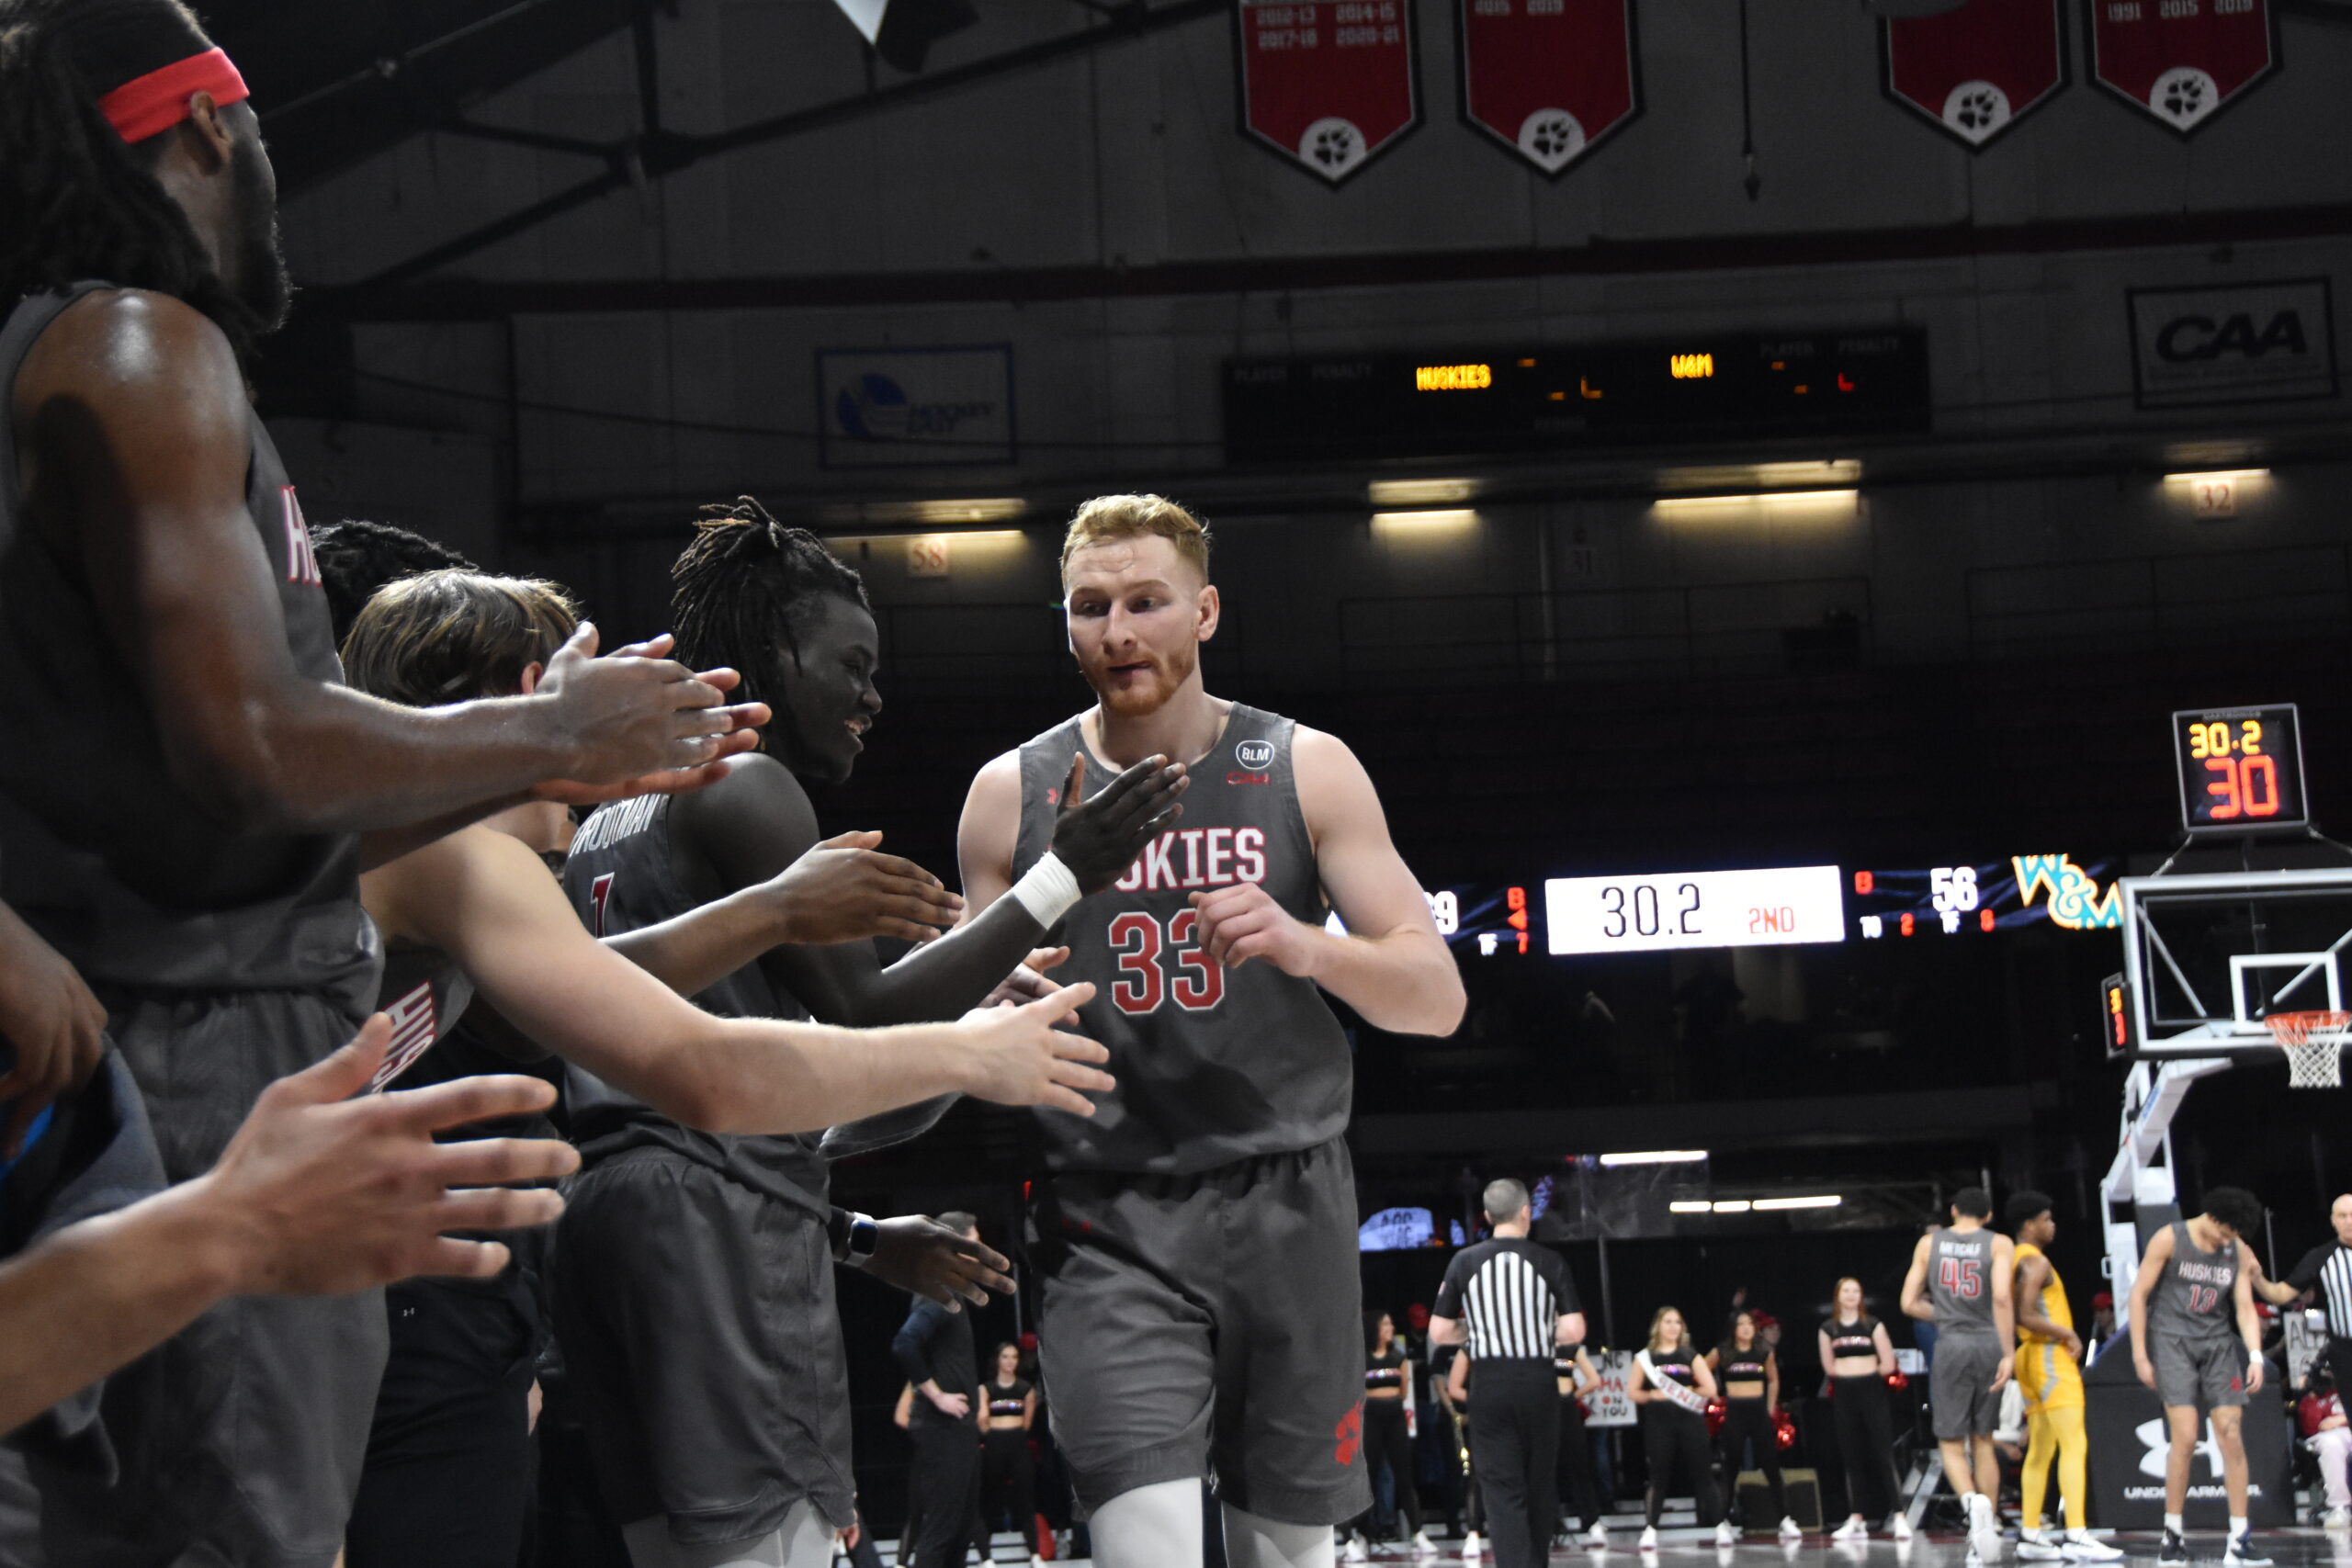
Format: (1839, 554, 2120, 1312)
(1901, 1188, 2013, 1560)
(2128, 1188, 2270, 1567)
(957, 494, 1467, 1567)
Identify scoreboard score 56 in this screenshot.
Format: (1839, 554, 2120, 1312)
(2173, 705, 2308, 833)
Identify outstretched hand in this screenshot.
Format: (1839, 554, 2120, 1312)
(767, 831, 964, 945)
(956, 983, 1112, 1116)
(864, 1214, 1013, 1309)
(532, 627, 767, 804)
(1049, 752, 1186, 893)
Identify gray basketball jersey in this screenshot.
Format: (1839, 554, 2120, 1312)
(0, 285, 374, 1010)
(1929, 1226, 1999, 1337)
(560, 794, 829, 1219)
(1012, 705, 1351, 1174)
(2148, 1219, 2240, 1343)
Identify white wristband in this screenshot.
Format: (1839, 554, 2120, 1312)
(1010, 851, 1081, 929)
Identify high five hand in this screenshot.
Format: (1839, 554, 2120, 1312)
(535, 626, 768, 801)
(956, 984, 1112, 1116)
(1049, 753, 1187, 892)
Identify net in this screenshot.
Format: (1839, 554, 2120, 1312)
(2264, 1010, 2351, 1089)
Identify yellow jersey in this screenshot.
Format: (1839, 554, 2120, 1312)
(2014, 1241, 2083, 1409)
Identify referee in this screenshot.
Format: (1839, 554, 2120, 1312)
(1429, 1180, 1586, 1568)
(2253, 1193, 2352, 1387)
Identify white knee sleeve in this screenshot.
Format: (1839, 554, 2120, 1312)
(1090, 1478, 1205, 1568)
(621, 1501, 832, 1568)
(1222, 1502, 1335, 1568)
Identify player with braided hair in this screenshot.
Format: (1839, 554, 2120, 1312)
(552, 501, 1188, 1568)
(310, 519, 478, 643)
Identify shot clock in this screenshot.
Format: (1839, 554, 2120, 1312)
(2172, 705, 2308, 833)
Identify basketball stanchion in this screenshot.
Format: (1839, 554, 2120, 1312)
(2263, 1009, 2351, 1089)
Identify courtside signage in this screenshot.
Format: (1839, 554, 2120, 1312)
(1544, 865, 1844, 956)
(2127, 278, 2336, 410)
(816, 345, 1015, 468)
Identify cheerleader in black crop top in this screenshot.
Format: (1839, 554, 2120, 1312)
(1345, 1312, 1432, 1554)
(978, 1343, 1041, 1560)
(1819, 1278, 1910, 1540)
(1632, 1307, 1726, 1546)
(1706, 1311, 1800, 1538)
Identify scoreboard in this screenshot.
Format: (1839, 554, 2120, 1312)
(1544, 866, 1845, 956)
(2173, 704, 2308, 833)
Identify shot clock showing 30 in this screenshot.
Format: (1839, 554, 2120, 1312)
(2173, 704, 2307, 833)
(1545, 865, 1846, 956)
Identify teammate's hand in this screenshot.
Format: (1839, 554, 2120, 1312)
(865, 1214, 1013, 1309)
(0, 901, 108, 1157)
(955, 984, 1112, 1116)
(1049, 752, 1187, 893)
(2247, 1355, 2267, 1394)
(193, 1015, 580, 1296)
(2134, 1352, 2157, 1391)
(1188, 882, 1321, 976)
(1989, 1354, 2012, 1393)
(534, 625, 768, 795)
(764, 832, 963, 945)
(979, 947, 1070, 1010)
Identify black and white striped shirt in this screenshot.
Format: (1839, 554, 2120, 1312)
(1434, 1237, 1579, 1361)
(2288, 1241, 2352, 1340)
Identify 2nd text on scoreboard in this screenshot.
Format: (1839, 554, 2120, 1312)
(1544, 865, 1845, 956)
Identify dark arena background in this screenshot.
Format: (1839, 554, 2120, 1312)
(184, 0, 2352, 1561)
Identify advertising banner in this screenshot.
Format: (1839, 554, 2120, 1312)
(1457, 0, 1639, 175)
(2089, 0, 2277, 134)
(1882, 0, 2065, 149)
(2126, 277, 2337, 410)
(816, 345, 1015, 468)
(1238, 1, 1422, 183)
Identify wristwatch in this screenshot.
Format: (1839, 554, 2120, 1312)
(829, 1208, 880, 1269)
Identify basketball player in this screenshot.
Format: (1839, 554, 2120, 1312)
(0, 6, 765, 1559)
(554, 507, 1187, 1568)
(1900, 1189, 2013, 1561)
(2128, 1187, 2270, 1566)
(957, 494, 1467, 1568)
(2005, 1191, 2120, 1562)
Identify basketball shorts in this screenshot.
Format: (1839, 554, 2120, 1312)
(1929, 1332, 2007, 1439)
(1027, 1135, 1371, 1526)
(2017, 1338, 2085, 1415)
(24, 986, 386, 1568)
(548, 1149, 853, 1546)
(2154, 1336, 2247, 1410)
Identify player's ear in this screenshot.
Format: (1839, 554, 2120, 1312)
(1194, 583, 1220, 644)
(518, 660, 545, 695)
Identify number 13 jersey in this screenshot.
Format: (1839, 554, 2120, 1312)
(1013, 705, 1351, 1175)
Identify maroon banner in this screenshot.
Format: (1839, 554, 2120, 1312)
(1882, 0, 2064, 149)
(1236, 1, 1421, 183)
(2089, 0, 2276, 133)
(1457, 0, 1639, 176)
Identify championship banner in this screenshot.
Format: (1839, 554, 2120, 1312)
(1237, 1, 1421, 184)
(2089, 0, 2277, 134)
(1881, 0, 2064, 150)
(1457, 0, 1639, 176)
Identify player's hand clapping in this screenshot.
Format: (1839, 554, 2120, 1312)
(866, 1214, 1014, 1310)
(763, 831, 963, 945)
(1188, 882, 1323, 976)
(1049, 752, 1187, 892)
(955, 984, 1111, 1115)
(0, 900, 108, 1156)
(533, 626, 768, 802)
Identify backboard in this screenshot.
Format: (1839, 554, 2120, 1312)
(2119, 866, 2352, 1059)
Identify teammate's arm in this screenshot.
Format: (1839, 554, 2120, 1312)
(1990, 1232, 2016, 1390)
(362, 827, 1112, 1132)
(2129, 1224, 2176, 1390)
(1186, 728, 1464, 1036)
(21, 293, 761, 838)
(1899, 1232, 1935, 1321)
(2235, 1241, 2267, 1394)
(2015, 1253, 2080, 1357)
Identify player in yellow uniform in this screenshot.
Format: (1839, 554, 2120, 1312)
(2008, 1192, 2121, 1562)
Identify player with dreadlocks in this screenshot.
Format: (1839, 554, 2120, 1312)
(552, 499, 1188, 1568)
(0, 5, 767, 1562)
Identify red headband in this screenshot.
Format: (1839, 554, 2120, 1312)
(96, 48, 249, 143)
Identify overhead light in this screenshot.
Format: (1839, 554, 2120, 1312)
(1711, 1199, 1754, 1213)
(1654, 490, 1858, 517)
(1655, 459, 1860, 493)
(820, 497, 1028, 528)
(1369, 478, 1483, 507)
(1752, 1194, 1844, 1211)
(1668, 1201, 1714, 1214)
(2162, 468, 2268, 487)
(1597, 1149, 1709, 1167)
(1372, 509, 1480, 531)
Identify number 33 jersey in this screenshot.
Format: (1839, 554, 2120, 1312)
(1013, 705, 1351, 1175)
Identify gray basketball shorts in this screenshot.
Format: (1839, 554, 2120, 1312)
(547, 1150, 853, 1546)
(1929, 1333, 2007, 1439)
(1026, 1135, 1371, 1527)
(23, 987, 387, 1568)
(2154, 1335, 2248, 1410)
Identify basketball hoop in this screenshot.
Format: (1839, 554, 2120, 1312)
(2263, 1010, 2351, 1089)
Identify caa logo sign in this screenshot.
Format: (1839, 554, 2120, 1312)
(2155, 310, 2305, 364)
(2129, 279, 2337, 411)
(1235, 739, 1275, 771)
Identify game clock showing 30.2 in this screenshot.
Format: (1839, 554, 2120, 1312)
(2173, 705, 2308, 833)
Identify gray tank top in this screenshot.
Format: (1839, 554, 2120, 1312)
(2148, 1219, 2240, 1343)
(1012, 705, 1351, 1173)
(558, 793, 829, 1220)
(0, 286, 375, 1013)
(1929, 1225, 1999, 1338)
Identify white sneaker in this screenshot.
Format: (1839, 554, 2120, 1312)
(2061, 1531, 2123, 1562)
(1589, 1521, 1613, 1547)
(2016, 1530, 2065, 1560)
(1890, 1515, 1914, 1541)
(2222, 1535, 2272, 1567)
(2325, 1509, 2352, 1530)
(1718, 1521, 1741, 1547)
(1415, 1530, 1440, 1557)
(1344, 1540, 1369, 1563)
(1780, 1518, 1804, 1541)
(1463, 1530, 1484, 1560)
(1640, 1527, 1661, 1551)
(1831, 1517, 1870, 1542)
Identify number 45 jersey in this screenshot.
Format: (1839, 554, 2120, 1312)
(1013, 705, 1351, 1175)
